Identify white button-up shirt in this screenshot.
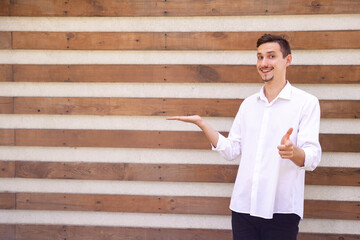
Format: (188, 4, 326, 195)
(213, 82, 321, 219)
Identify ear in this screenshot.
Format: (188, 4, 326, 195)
(285, 54, 292, 67)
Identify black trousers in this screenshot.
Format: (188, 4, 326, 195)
(232, 211, 300, 240)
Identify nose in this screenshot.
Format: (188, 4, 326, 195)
(259, 57, 269, 67)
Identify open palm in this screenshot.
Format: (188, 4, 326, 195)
(166, 115, 202, 125)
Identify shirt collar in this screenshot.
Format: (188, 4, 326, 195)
(258, 81, 292, 103)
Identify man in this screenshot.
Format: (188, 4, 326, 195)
(167, 34, 322, 240)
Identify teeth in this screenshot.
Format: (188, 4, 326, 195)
(261, 68, 273, 73)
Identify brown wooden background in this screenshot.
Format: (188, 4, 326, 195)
(0, 0, 359, 239)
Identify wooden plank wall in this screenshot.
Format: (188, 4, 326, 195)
(0, 0, 359, 239)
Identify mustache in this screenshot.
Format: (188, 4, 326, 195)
(259, 67, 274, 71)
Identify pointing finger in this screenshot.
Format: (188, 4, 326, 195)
(284, 128, 293, 140)
(281, 127, 293, 145)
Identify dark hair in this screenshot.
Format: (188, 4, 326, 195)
(256, 34, 291, 58)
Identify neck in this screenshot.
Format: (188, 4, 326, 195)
(264, 79, 287, 103)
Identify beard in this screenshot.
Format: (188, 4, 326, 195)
(262, 75, 274, 83)
(258, 67, 274, 83)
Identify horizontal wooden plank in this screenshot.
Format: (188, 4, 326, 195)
(14, 129, 211, 149)
(0, 224, 358, 240)
(9, 97, 360, 119)
(298, 233, 360, 240)
(165, 31, 360, 50)
(15, 224, 233, 240)
(0, 161, 15, 178)
(8, 64, 360, 84)
(11, 161, 359, 186)
(319, 134, 360, 153)
(1, 224, 357, 240)
(0, 65, 13, 82)
(303, 200, 359, 220)
(5, 0, 360, 16)
(13, 97, 241, 117)
(0, 193, 15, 209)
(10, 129, 360, 152)
(12, 32, 165, 50)
(14, 162, 237, 183)
(16, 193, 230, 215)
(0, 32, 11, 49)
(0, 97, 13, 114)
(321, 100, 360, 119)
(0, 224, 14, 240)
(14, 193, 359, 220)
(0, 0, 10, 16)
(305, 167, 360, 186)
(0, 129, 14, 146)
(11, 31, 360, 50)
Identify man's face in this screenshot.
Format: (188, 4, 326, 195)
(256, 42, 291, 83)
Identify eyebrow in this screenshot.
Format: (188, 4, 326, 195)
(257, 51, 276, 55)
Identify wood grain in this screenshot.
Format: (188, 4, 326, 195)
(0, 161, 15, 178)
(321, 100, 360, 119)
(8, 64, 359, 84)
(16, 193, 231, 215)
(165, 31, 360, 50)
(0, 97, 13, 114)
(0, 193, 15, 209)
(0, 129, 14, 146)
(13, 129, 212, 149)
(11, 161, 359, 186)
(14, 162, 237, 183)
(0, 224, 15, 240)
(6, 0, 360, 16)
(9, 97, 360, 119)
(304, 200, 360, 220)
(306, 167, 360, 186)
(298, 233, 360, 240)
(0, 224, 357, 240)
(0, 32, 11, 49)
(11, 31, 360, 50)
(15, 224, 232, 240)
(319, 134, 360, 153)
(0, 65, 13, 82)
(13, 97, 242, 117)
(0, 0, 10, 16)
(13, 32, 165, 50)
(13, 193, 359, 220)
(11, 129, 360, 152)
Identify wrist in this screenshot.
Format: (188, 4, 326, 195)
(195, 116, 204, 127)
(291, 146, 305, 167)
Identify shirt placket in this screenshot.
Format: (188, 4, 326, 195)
(250, 102, 271, 214)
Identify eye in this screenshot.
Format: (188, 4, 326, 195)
(269, 55, 275, 59)
(257, 56, 263, 60)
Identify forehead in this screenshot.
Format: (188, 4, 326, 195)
(257, 42, 281, 55)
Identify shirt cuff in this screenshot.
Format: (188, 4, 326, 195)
(211, 133, 226, 151)
(299, 148, 320, 171)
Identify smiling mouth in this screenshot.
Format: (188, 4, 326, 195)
(260, 67, 273, 73)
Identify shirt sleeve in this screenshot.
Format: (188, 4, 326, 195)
(298, 97, 322, 171)
(212, 105, 243, 161)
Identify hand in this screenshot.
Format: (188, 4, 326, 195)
(278, 128, 294, 159)
(166, 115, 203, 126)
(167, 115, 219, 147)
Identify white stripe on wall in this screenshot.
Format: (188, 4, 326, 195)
(0, 83, 359, 100)
(0, 178, 358, 201)
(0, 15, 359, 32)
(0, 147, 358, 168)
(0, 210, 358, 234)
(0, 50, 359, 65)
(0, 115, 358, 133)
(0, 179, 235, 197)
